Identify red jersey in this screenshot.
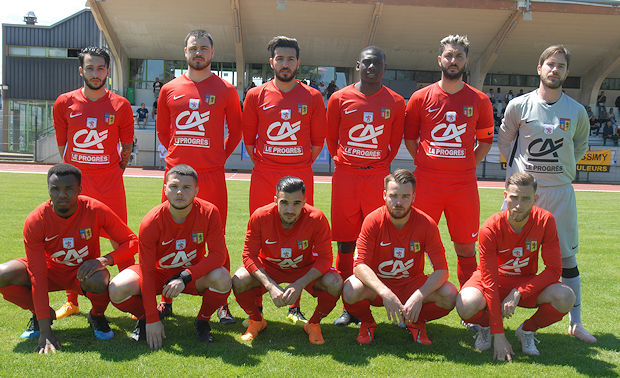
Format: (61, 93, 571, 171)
(138, 198, 228, 323)
(242, 203, 332, 275)
(327, 84, 405, 168)
(53, 89, 134, 171)
(156, 74, 242, 172)
(404, 82, 494, 174)
(242, 80, 326, 169)
(23, 196, 138, 320)
(478, 206, 562, 334)
(355, 206, 447, 284)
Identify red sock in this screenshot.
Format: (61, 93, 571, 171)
(0, 285, 34, 312)
(112, 295, 145, 319)
(457, 256, 477, 288)
(336, 252, 354, 280)
(522, 303, 567, 332)
(66, 291, 79, 306)
(419, 302, 452, 322)
(198, 289, 231, 321)
(289, 295, 301, 309)
(235, 287, 263, 321)
(309, 290, 339, 324)
(84, 291, 110, 317)
(463, 309, 490, 327)
(344, 299, 375, 324)
(160, 295, 173, 304)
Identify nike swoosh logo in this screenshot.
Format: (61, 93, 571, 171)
(69, 113, 82, 118)
(499, 248, 510, 253)
(487, 131, 493, 136)
(471, 232, 479, 237)
(265, 240, 277, 244)
(344, 109, 357, 114)
(45, 235, 59, 241)
(162, 239, 174, 245)
(262, 105, 275, 110)
(428, 108, 440, 113)
(380, 242, 391, 246)
(173, 95, 185, 100)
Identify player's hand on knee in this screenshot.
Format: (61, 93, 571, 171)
(146, 321, 166, 350)
(403, 290, 424, 324)
(268, 285, 286, 307)
(162, 278, 185, 299)
(282, 283, 302, 305)
(493, 334, 514, 362)
(381, 290, 405, 324)
(501, 288, 521, 319)
(36, 332, 61, 354)
(77, 258, 107, 281)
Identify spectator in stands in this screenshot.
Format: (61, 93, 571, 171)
(517, 89, 524, 96)
(586, 106, 599, 135)
(599, 107, 609, 125)
(326, 80, 338, 99)
(152, 100, 157, 121)
(153, 77, 163, 99)
(505, 89, 514, 104)
(596, 91, 606, 118)
(487, 88, 496, 104)
(494, 87, 504, 106)
(136, 103, 149, 129)
(602, 121, 618, 145)
(608, 108, 616, 126)
(318, 81, 326, 97)
(615, 95, 620, 110)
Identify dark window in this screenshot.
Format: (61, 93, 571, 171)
(67, 48, 81, 58)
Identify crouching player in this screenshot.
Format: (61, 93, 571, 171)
(0, 163, 138, 353)
(108, 164, 231, 349)
(232, 176, 342, 345)
(343, 169, 457, 344)
(456, 172, 575, 361)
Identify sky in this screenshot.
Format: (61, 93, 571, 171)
(0, 0, 88, 80)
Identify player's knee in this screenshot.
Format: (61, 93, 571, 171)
(83, 269, 110, 294)
(321, 272, 343, 296)
(208, 267, 232, 293)
(436, 282, 458, 309)
(231, 268, 253, 293)
(342, 276, 362, 304)
(337, 241, 356, 254)
(0, 260, 28, 287)
(454, 242, 476, 257)
(552, 284, 576, 312)
(456, 287, 484, 319)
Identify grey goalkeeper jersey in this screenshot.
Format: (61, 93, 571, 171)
(498, 90, 589, 187)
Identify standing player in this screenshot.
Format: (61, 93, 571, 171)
(342, 169, 457, 344)
(326, 46, 405, 326)
(404, 35, 494, 288)
(156, 30, 242, 323)
(242, 36, 326, 322)
(53, 46, 135, 319)
(108, 165, 231, 349)
(456, 173, 575, 360)
(498, 45, 594, 343)
(232, 177, 342, 345)
(0, 164, 138, 353)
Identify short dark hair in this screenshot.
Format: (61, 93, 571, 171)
(267, 36, 299, 59)
(276, 176, 305, 195)
(506, 172, 537, 192)
(360, 45, 386, 64)
(384, 169, 416, 191)
(439, 34, 470, 57)
(48, 163, 81, 185)
(538, 44, 571, 69)
(166, 164, 198, 183)
(185, 29, 214, 48)
(78, 46, 110, 68)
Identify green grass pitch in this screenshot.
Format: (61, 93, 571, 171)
(0, 172, 618, 376)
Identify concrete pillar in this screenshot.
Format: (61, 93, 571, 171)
(579, 46, 620, 106)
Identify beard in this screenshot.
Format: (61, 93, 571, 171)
(275, 67, 297, 82)
(187, 56, 211, 71)
(169, 199, 192, 211)
(540, 74, 565, 89)
(387, 204, 412, 220)
(441, 63, 465, 80)
(83, 75, 107, 90)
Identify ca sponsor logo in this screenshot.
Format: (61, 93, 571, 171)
(265, 254, 304, 269)
(430, 121, 467, 147)
(72, 128, 108, 154)
(266, 121, 301, 146)
(50, 245, 89, 266)
(159, 249, 198, 268)
(498, 256, 530, 275)
(377, 258, 414, 279)
(527, 137, 564, 163)
(175, 110, 210, 136)
(347, 123, 384, 149)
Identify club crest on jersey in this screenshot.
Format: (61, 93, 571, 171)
(192, 232, 204, 244)
(394, 247, 405, 259)
(446, 111, 457, 123)
(297, 104, 307, 115)
(189, 98, 200, 110)
(297, 239, 309, 250)
(205, 94, 216, 105)
(526, 240, 538, 251)
(79, 228, 92, 240)
(63, 237, 74, 249)
(512, 247, 523, 257)
(104, 113, 115, 125)
(176, 239, 186, 250)
(281, 248, 292, 258)
(363, 112, 373, 123)
(544, 124, 555, 135)
(281, 109, 291, 120)
(410, 241, 420, 252)
(381, 108, 390, 119)
(86, 117, 97, 129)
(559, 118, 571, 131)
(463, 106, 473, 117)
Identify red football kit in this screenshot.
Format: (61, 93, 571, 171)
(405, 82, 494, 246)
(53, 88, 134, 222)
(157, 74, 242, 226)
(242, 80, 326, 213)
(13, 196, 137, 321)
(327, 84, 405, 244)
(463, 206, 562, 334)
(136, 198, 228, 323)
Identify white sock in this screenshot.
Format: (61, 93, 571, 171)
(562, 275, 581, 324)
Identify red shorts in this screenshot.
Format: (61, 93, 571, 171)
(163, 166, 228, 227)
(81, 166, 127, 223)
(463, 270, 559, 308)
(127, 264, 199, 295)
(16, 257, 85, 294)
(249, 165, 314, 215)
(331, 165, 387, 242)
(369, 275, 428, 306)
(413, 170, 479, 244)
(252, 264, 337, 298)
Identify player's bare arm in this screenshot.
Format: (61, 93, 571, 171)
(501, 288, 521, 319)
(245, 144, 255, 162)
(403, 269, 448, 323)
(76, 255, 113, 281)
(57, 145, 66, 159)
(145, 321, 166, 350)
(354, 263, 405, 324)
(310, 145, 322, 162)
(474, 141, 493, 165)
(119, 142, 132, 170)
(251, 267, 285, 307)
(283, 267, 322, 305)
(404, 139, 418, 160)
